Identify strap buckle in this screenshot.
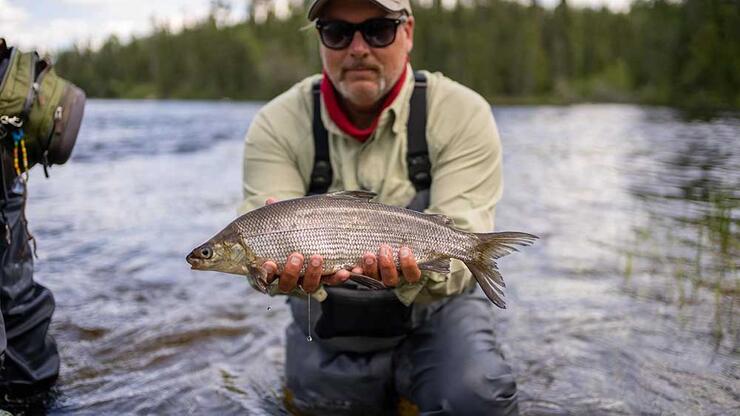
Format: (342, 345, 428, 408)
(0, 115, 23, 128)
(407, 154, 432, 190)
(310, 160, 332, 189)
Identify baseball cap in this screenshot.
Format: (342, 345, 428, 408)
(307, 0, 413, 21)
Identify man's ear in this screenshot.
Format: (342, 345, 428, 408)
(404, 16, 415, 54)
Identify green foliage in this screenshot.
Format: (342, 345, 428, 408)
(54, 0, 740, 109)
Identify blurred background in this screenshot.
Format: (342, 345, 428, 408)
(4, 0, 740, 109)
(2, 0, 738, 415)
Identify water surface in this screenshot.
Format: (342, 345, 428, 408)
(13, 101, 739, 414)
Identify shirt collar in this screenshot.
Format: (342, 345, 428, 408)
(319, 63, 416, 142)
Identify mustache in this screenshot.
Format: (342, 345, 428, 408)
(342, 61, 381, 72)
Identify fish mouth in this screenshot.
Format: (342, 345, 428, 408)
(186, 254, 204, 270)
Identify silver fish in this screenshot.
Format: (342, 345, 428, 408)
(186, 191, 537, 308)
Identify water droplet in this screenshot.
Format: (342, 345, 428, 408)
(266, 305, 272, 311)
(306, 335, 313, 342)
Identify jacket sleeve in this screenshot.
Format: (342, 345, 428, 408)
(428, 100, 501, 233)
(238, 111, 308, 215)
(402, 93, 503, 305)
(237, 107, 329, 301)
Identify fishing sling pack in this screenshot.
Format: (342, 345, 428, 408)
(0, 38, 85, 184)
(307, 72, 430, 339)
(0, 39, 86, 248)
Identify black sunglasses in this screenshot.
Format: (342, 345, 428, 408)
(315, 16, 407, 50)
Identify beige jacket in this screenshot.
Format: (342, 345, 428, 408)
(239, 64, 503, 305)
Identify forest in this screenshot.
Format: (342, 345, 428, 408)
(55, 0, 740, 109)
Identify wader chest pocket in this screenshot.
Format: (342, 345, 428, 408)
(315, 287, 412, 339)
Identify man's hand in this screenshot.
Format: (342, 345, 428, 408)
(261, 198, 422, 293)
(347, 244, 421, 287)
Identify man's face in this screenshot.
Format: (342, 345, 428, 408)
(319, 0, 414, 110)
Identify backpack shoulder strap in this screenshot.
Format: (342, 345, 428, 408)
(308, 79, 332, 195)
(307, 73, 431, 199)
(406, 72, 430, 192)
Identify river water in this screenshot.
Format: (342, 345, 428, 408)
(8, 101, 739, 415)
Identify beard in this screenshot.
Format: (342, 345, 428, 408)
(336, 61, 389, 109)
(337, 76, 388, 107)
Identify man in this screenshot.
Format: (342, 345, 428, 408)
(0, 38, 65, 405)
(239, 0, 517, 414)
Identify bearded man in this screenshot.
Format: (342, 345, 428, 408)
(239, 1, 518, 414)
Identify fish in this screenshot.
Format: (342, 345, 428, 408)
(186, 190, 537, 308)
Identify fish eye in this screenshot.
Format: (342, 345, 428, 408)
(200, 246, 213, 259)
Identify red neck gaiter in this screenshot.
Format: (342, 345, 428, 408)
(320, 65, 408, 142)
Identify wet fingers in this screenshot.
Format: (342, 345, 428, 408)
(378, 245, 399, 287)
(399, 247, 421, 283)
(362, 252, 380, 280)
(279, 253, 303, 292)
(323, 269, 351, 286)
(302, 254, 323, 293)
(262, 261, 278, 284)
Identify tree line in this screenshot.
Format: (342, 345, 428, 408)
(55, 0, 740, 109)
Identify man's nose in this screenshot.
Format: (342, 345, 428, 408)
(348, 30, 370, 57)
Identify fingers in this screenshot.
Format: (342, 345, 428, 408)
(362, 252, 380, 280)
(323, 269, 350, 286)
(268, 246, 416, 292)
(399, 247, 421, 283)
(278, 253, 303, 293)
(302, 254, 323, 293)
(265, 197, 278, 205)
(262, 260, 278, 284)
(378, 244, 399, 287)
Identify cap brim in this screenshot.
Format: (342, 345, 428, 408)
(308, 0, 406, 21)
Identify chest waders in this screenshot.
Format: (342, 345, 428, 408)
(0, 179, 59, 400)
(303, 72, 430, 341)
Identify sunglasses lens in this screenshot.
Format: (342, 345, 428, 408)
(320, 22, 353, 49)
(317, 18, 401, 49)
(363, 19, 398, 47)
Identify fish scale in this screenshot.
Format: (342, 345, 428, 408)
(187, 190, 538, 308)
(236, 195, 469, 273)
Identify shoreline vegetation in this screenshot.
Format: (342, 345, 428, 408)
(55, 0, 739, 111)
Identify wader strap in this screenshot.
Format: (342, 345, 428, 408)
(308, 80, 332, 195)
(308, 73, 431, 201)
(406, 72, 430, 192)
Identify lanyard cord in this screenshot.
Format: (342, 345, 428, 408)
(0, 139, 36, 254)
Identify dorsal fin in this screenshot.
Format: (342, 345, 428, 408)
(324, 190, 377, 201)
(423, 212, 455, 226)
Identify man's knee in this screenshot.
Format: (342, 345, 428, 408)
(415, 360, 519, 415)
(449, 364, 518, 415)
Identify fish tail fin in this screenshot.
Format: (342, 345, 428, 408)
(463, 232, 538, 309)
